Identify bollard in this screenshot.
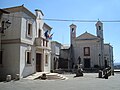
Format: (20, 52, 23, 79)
(103, 69, 106, 75)
(98, 70, 102, 78)
(112, 70, 114, 76)
(6, 75, 11, 82)
(104, 73, 108, 79)
(15, 74, 20, 80)
(74, 67, 83, 77)
(40, 73, 47, 80)
(108, 70, 111, 76)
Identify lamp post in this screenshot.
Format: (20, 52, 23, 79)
(104, 56, 106, 68)
(0, 9, 10, 33)
(1, 20, 11, 33)
(78, 56, 81, 64)
(99, 54, 101, 69)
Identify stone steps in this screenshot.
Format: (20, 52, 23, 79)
(24, 72, 49, 80)
(24, 72, 68, 80)
(46, 73, 67, 80)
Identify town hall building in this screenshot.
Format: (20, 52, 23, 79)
(0, 5, 52, 81)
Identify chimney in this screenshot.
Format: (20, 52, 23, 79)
(35, 9, 44, 19)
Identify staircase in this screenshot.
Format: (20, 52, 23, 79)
(24, 72, 67, 80)
(46, 73, 67, 80)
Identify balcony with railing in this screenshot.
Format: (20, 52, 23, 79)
(35, 37, 51, 50)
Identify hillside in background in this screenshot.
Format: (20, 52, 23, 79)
(114, 62, 120, 69)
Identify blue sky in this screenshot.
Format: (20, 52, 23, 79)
(1, 0, 120, 63)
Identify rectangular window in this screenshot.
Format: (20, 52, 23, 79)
(26, 51, 31, 64)
(43, 39, 45, 46)
(38, 29, 41, 37)
(46, 41, 48, 47)
(26, 21, 33, 38)
(0, 51, 3, 65)
(45, 55, 48, 65)
(1, 21, 5, 33)
(28, 23, 32, 36)
(55, 46, 59, 55)
(84, 47, 90, 56)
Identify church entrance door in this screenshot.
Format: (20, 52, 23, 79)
(84, 58, 91, 68)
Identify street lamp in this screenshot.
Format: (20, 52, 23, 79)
(99, 54, 101, 69)
(78, 56, 81, 64)
(5, 20, 11, 28)
(1, 20, 11, 33)
(0, 9, 10, 33)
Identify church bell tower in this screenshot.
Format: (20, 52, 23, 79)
(70, 24, 76, 45)
(96, 21, 103, 39)
(95, 21, 104, 68)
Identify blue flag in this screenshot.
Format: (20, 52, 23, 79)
(44, 30, 49, 39)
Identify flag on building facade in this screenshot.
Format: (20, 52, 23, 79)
(49, 33, 54, 40)
(44, 30, 49, 39)
(44, 30, 53, 39)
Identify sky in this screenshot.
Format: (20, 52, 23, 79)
(1, 0, 120, 63)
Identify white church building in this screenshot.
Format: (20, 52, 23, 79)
(60, 21, 113, 71)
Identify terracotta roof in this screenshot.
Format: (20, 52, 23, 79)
(0, 9, 10, 14)
(76, 31, 99, 41)
(3, 5, 36, 19)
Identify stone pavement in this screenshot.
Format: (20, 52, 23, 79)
(0, 73, 120, 90)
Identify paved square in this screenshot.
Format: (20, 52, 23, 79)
(0, 73, 120, 90)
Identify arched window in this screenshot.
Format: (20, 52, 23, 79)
(72, 28, 74, 33)
(98, 26, 101, 30)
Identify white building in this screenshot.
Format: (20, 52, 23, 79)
(0, 6, 52, 80)
(0, 9, 10, 68)
(104, 44, 114, 70)
(60, 21, 113, 71)
(59, 45, 70, 69)
(51, 41, 62, 70)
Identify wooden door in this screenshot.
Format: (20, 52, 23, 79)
(84, 58, 91, 68)
(36, 53, 42, 72)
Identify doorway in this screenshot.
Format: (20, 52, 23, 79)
(84, 58, 91, 68)
(36, 53, 42, 72)
(105, 60, 108, 68)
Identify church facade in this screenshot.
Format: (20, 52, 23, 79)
(60, 21, 113, 70)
